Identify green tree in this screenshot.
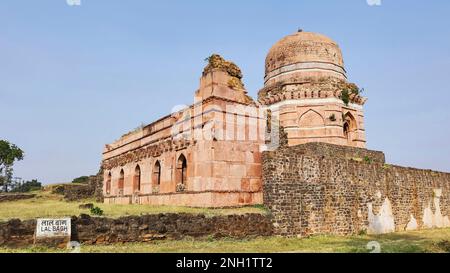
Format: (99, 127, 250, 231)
(11, 179, 42, 193)
(72, 176, 90, 184)
(0, 140, 24, 192)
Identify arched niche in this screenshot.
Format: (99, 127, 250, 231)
(299, 109, 325, 128)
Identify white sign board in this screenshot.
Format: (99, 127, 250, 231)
(36, 218, 71, 238)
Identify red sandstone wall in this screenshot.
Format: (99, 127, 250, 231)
(102, 90, 265, 207)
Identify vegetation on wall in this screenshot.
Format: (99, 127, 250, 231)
(227, 77, 244, 90)
(203, 54, 243, 79)
(364, 156, 372, 164)
(340, 83, 364, 106)
(121, 123, 145, 139)
(340, 89, 351, 105)
(204, 54, 246, 91)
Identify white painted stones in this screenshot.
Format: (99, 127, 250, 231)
(422, 189, 450, 229)
(367, 198, 395, 235)
(405, 214, 418, 231)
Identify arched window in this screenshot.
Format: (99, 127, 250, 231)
(177, 154, 187, 185)
(343, 122, 350, 140)
(106, 172, 112, 195)
(153, 161, 161, 186)
(266, 109, 272, 134)
(118, 169, 125, 195)
(133, 165, 141, 192)
(343, 112, 357, 144)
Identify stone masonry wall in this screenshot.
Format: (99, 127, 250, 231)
(0, 194, 36, 203)
(48, 168, 103, 202)
(263, 142, 450, 236)
(0, 213, 272, 248)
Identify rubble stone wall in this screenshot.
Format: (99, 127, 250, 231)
(262, 142, 450, 236)
(0, 194, 35, 203)
(0, 213, 272, 248)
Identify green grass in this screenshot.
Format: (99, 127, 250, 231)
(1, 229, 449, 253)
(1, 189, 449, 253)
(0, 190, 268, 221)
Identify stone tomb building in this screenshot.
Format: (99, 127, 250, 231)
(102, 55, 265, 207)
(102, 30, 449, 236)
(102, 30, 367, 207)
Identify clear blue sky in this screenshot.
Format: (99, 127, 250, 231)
(1, 0, 449, 184)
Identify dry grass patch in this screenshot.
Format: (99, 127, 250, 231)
(0, 190, 267, 221)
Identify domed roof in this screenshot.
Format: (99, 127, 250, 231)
(264, 31, 347, 86)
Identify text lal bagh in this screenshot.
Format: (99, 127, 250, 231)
(36, 218, 71, 237)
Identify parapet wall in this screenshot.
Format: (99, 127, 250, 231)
(0, 194, 35, 203)
(262, 142, 450, 236)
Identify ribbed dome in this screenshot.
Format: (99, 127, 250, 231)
(264, 31, 347, 87)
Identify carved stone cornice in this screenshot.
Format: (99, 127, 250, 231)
(102, 138, 193, 170)
(258, 77, 367, 106)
